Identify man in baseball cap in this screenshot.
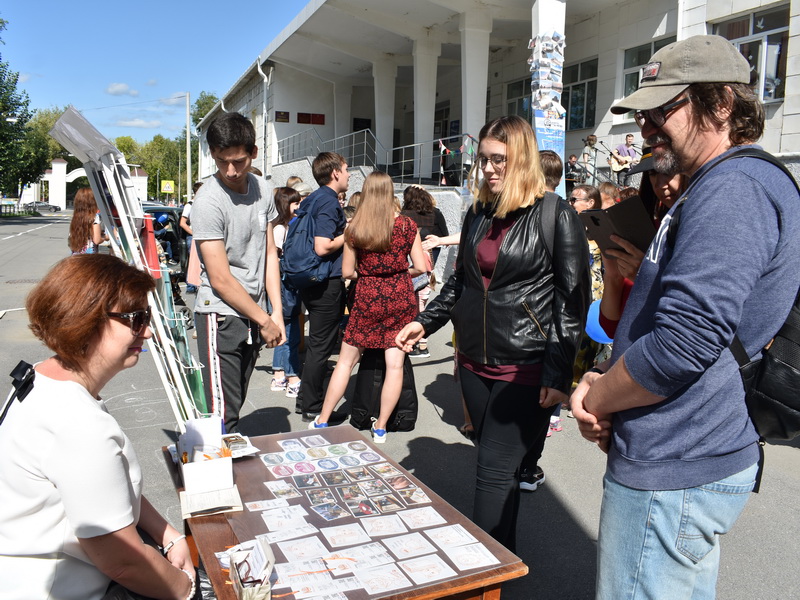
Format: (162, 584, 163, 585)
(572, 35, 800, 598)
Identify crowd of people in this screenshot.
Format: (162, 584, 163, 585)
(3, 34, 798, 600)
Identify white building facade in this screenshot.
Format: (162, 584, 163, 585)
(197, 0, 800, 180)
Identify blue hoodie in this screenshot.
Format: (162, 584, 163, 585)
(608, 145, 800, 490)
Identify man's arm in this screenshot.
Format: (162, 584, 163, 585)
(179, 215, 192, 236)
(314, 233, 344, 256)
(197, 239, 281, 346)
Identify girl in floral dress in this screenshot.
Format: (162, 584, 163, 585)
(310, 172, 427, 443)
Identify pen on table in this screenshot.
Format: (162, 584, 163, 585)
(190, 506, 234, 515)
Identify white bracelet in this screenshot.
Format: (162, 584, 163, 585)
(162, 534, 186, 555)
(180, 568, 196, 600)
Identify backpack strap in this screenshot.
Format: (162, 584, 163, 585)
(538, 191, 560, 264)
(666, 148, 800, 367)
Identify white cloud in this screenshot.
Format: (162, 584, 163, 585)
(160, 93, 188, 106)
(19, 73, 32, 83)
(106, 83, 140, 97)
(116, 118, 162, 129)
(146, 79, 158, 86)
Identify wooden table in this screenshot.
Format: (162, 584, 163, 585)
(165, 426, 527, 599)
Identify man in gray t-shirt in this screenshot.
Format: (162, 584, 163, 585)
(192, 112, 283, 433)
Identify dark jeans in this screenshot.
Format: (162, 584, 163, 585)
(459, 366, 555, 551)
(298, 277, 345, 414)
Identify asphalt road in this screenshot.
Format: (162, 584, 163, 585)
(1, 213, 798, 599)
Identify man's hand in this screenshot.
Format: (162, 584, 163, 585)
(539, 387, 567, 409)
(571, 371, 613, 453)
(605, 235, 645, 281)
(260, 319, 283, 348)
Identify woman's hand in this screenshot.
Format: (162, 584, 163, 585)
(539, 386, 567, 409)
(571, 371, 613, 453)
(422, 235, 441, 252)
(165, 537, 194, 574)
(396, 322, 425, 352)
(605, 235, 644, 281)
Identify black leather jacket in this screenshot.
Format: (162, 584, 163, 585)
(416, 197, 590, 393)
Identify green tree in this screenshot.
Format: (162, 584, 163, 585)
(0, 59, 35, 196)
(114, 135, 143, 166)
(191, 91, 218, 128)
(140, 134, 181, 200)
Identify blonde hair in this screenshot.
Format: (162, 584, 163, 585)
(469, 116, 546, 218)
(348, 172, 396, 252)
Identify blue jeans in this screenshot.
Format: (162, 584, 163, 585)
(272, 315, 301, 377)
(597, 463, 758, 600)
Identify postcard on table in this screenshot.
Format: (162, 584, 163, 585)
(353, 563, 413, 595)
(277, 536, 330, 563)
(424, 524, 478, 549)
(442, 542, 501, 571)
(382, 532, 437, 559)
(320, 522, 372, 548)
(361, 515, 408, 537)
(399, 554, 458, 585)
(398, 506, 447, 529)
(323, 542, 394, 575)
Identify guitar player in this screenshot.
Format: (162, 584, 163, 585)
(611, 133, 639, 186)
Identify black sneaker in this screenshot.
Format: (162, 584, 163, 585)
(409, 345, 430, 358)
(519, 466, 545, 492)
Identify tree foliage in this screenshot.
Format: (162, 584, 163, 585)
(0, 59, 37, 196)
(191, 91, 218, 128)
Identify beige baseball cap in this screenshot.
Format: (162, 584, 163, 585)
(610, 35, 751, 114)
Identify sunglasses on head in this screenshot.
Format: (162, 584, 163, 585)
(107, 307, 151, 336)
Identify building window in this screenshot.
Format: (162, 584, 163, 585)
(714, 5, 788, 102)
(621, 37, 676, 118)
(506, 78, 532, 122)
(562, 58, 598, 131)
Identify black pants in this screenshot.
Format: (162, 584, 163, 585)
(298, 277, 345, 414)
(195, 313, 261, 433)
(459, 367, 555, 551)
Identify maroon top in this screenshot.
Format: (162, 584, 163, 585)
(459, 215, 542, 386)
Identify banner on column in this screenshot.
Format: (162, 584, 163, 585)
(529, 31, 567, 198)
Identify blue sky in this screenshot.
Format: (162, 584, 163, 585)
(1, 0, 309, 143)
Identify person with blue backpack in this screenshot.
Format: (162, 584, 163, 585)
(281, 152, 349, 422)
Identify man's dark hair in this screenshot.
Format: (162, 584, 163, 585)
(312, 152, 346, 186)
(538, 150, 563, 191)
(206, 112, 256, 153)
(688, 82, 764, 146)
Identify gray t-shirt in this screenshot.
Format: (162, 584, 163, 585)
(191, 173, 277, 316)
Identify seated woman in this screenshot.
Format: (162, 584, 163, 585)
(0, 254, 195, 600)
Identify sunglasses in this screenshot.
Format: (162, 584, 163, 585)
(634, 97, 689, 129)
(107, 307, 151, 336)
(569, 195, 588, 204)
(478, 154, 507, 169)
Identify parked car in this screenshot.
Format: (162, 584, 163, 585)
(24, 201, 61, 213)
(141, 205, 189, 275)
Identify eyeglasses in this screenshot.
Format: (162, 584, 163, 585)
(568, 195, 587, 204)
(634, 97, 689, 128)
(107, 307, 151, 336)
(478, 154, 507, 169)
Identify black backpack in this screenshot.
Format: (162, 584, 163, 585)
(279, 194, 334, 290)
(668, 147, 800, 442)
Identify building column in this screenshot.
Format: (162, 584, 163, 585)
(413, 38, 441, 179)
(334, 82, 353, 159)
(373, 59, 397, 168)
(459, 10, 492, 141)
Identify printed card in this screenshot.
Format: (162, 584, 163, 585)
(399, 554, 458, 585)
(383, 532, 437, 559)
(353, 563, 413, 595)
(442, 542, 500, 571)
(424, 524, 478, 549)
(345, 499, 380, 518)
(398, 506, 447, 529)
(264, 480, 302, 499)
(360, 515, 408, 537)
(310, 502, 349, 521)
(319, 522, 372, 548)
(277, 536, 329, 563)
(372, 494, 405, 513)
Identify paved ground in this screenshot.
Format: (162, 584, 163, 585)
(1, 213, 798, 599)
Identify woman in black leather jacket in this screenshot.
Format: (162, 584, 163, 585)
(397, 116, 590, 550)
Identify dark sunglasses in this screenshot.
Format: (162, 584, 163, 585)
(107, 307, 151, 336)
(634, 97, 689, 128)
